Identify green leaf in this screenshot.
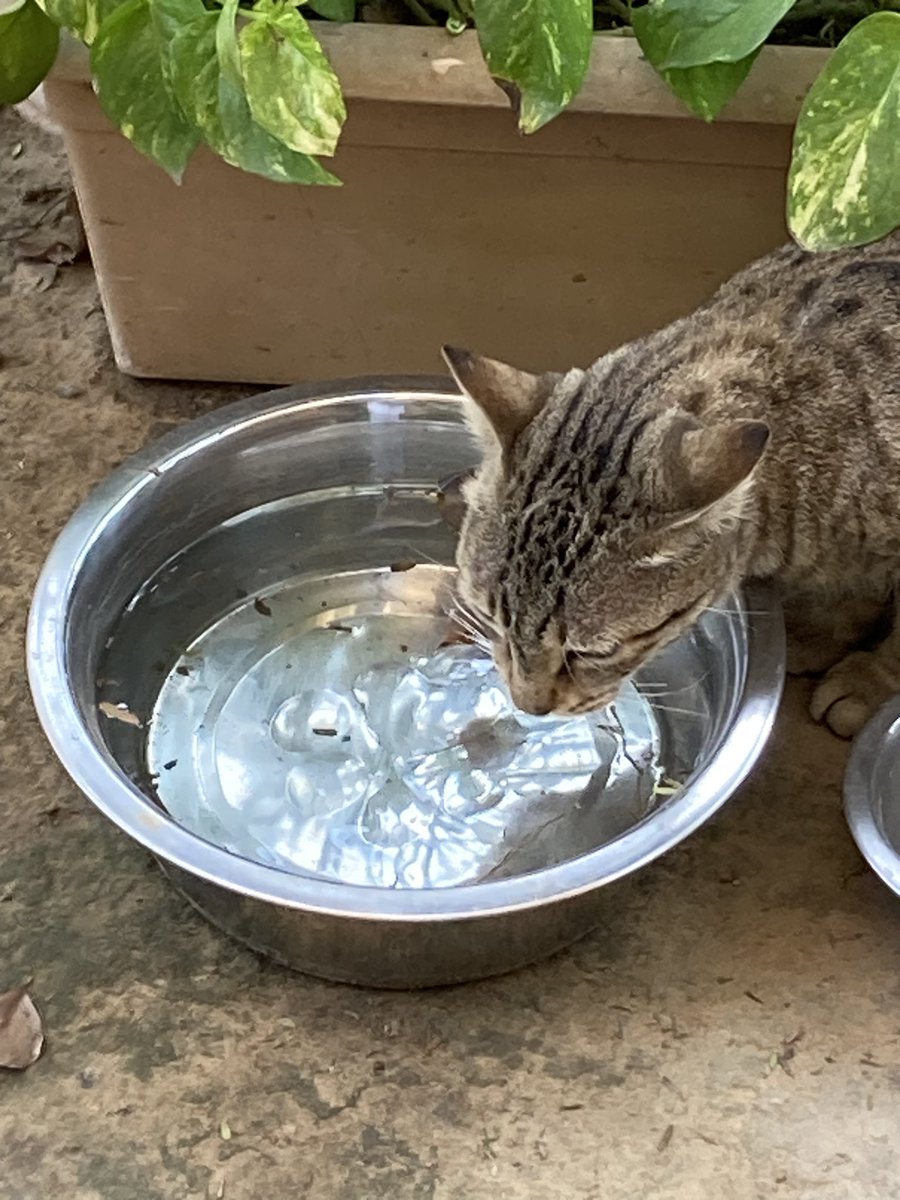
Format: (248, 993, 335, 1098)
(169, 10, 340, 184)
(662, 49, 760, 121)
(149, 0, 203, 49)
(239, 0, 345, 156)
(148, 0, 204, 97)
(0, 0, 58, 104)
(789, 12, 900, 251)
(91, 0, 198, 181)
(475, 0, 593, 134)
(306, 0, 354, 20)
(632, 0, 794, 70)
(35, 0, 121, 43)
(214, 0, 242, 87)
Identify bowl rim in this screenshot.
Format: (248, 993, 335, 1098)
(28, 376, 786, 922)
(844, 696, 900, 896)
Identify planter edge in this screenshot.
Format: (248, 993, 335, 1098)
(45, 26, 828, 128)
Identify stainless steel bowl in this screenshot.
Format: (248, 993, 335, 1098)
(28, 379, 785, 987)
(845, 697, 900, 896)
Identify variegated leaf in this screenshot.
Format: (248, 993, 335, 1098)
(238, 0, 345, 157)
(91, 0, 198, 181)
(789, 12, 900, 250)
(475, 0, 593, 134)
(169, 7, 340, 184)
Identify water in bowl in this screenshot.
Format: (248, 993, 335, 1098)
(97, 483, 717, 888)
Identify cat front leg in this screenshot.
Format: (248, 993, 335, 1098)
(809, 592, 900, 737)
(783, 586, 888, 677)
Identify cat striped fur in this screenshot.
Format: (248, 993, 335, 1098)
(445, 231, 900, 737)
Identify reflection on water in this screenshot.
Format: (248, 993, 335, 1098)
(147, 590, 665, 888)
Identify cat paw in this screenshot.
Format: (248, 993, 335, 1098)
(785, 634, 843, 677)
(809, 650, 900, 739)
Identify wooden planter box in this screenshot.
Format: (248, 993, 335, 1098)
(39, 30, 827, 383)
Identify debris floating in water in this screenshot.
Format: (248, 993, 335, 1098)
(147, 608, 666, 890)
(99, 700, 142, 728)
(652, 775, 683, 797)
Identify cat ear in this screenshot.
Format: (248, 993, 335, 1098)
(442, 346, 553, 453)
(665, 416, 769, 517)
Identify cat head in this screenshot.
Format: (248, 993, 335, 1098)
(443, 346, 768, 716)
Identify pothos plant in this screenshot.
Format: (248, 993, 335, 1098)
(0, 0, 898, 251)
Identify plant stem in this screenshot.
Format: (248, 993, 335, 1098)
(402, 0, 438, 25)
(596, 0, 631, 21)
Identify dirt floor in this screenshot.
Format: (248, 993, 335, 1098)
(3, 106, 900, 1200)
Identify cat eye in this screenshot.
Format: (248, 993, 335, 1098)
(563, 595, 709, 674)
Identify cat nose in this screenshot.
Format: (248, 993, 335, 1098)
(508, 675, 556, 716)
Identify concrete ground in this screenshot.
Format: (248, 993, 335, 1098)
(3, 108, 900, 1200)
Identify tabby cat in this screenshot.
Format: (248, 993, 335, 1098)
(443, 232, 900, 739)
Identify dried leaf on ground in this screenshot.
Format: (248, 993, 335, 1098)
(21, 183, 66, 205)
(16, 230, 83, 265)
(773, 1029, 804, 1075)
(207, 1173, 226, 1199)
(11, 260, 57, 293)
(5, 188, 86, 265)
(0, 988, 44, 1070)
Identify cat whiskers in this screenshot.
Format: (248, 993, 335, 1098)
(634, 681, 671, 695)
(635, 666, 713, 700)
(449, 613, 491, 649)
(451, 596, 494, 634)
(630, 677, 707, 717)
(447, 598, 494, 649)
(701, 604, 769, 618)
(645, 699, 705, 719)
(401, 544, 444, 568)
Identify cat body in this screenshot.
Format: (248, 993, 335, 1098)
(445, 232, 900, 738)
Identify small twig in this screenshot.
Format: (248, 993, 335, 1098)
(608, 703, 643, 776)
(657, 1124, 675, 1153)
